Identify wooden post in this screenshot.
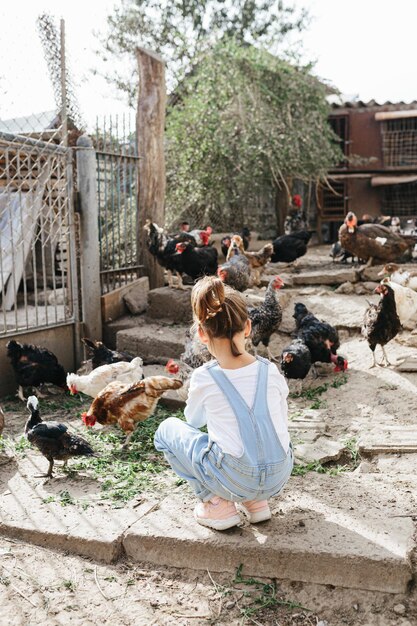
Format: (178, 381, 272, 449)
(136, 47, 166, 289)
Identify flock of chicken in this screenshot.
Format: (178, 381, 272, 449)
(143, 220, 311, 290)
(2, 210, 417, 478)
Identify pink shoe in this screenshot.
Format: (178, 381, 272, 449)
(240, 499, 271, 523)
(194, 496, 241, 530)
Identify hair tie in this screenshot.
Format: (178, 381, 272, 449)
(205, 308, 221, 321)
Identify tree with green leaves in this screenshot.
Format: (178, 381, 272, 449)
(98, 0, 308, 103)
(165, 39, 342, 231)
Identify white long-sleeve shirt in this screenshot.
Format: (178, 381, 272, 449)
(184, 360, 290, 458)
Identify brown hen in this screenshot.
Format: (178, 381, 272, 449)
(339, 212, 410, 266)
(81, 376, 182, 448)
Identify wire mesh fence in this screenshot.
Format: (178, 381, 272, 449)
(0, 130, 78, 336)
(94, 113, 142, 294)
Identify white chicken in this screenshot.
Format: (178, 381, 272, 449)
(379, 277, 417, 329)
(379, 263, 417, 292)
(67, 357, 143, 397)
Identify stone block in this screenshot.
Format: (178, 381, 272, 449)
(117, 323, 188, 360)
(292, 268, 357, 286)
(123, 276, 149, 315)
(294, 438, 345, 464)
(147, 287, 192, 323)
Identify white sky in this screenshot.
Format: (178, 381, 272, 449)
(1, 0, 416, 130)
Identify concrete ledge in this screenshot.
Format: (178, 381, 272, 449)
(0, 454, 156, 563)
(123, 475, 414, 594)
(0, 458, 413, 593)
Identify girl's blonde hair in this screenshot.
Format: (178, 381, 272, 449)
(191, 276, 248, 356)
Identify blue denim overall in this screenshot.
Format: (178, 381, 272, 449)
(154, 356, 293, 502)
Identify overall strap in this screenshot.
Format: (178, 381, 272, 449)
(252, 356, 270, 413)
(252, 357, 288, 461)
(207, 361, 262, 461)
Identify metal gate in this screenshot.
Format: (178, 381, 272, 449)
(0, 131, 79, 336)
(95, 115, 142, 295)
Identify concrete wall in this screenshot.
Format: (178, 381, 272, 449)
(0, 324, 75, 397)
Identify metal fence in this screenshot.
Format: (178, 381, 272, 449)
(0, 130, 79, 336)
(94, 114, 142, 294)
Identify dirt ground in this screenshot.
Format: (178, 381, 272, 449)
(1, 245, 417, 625)
(0, 535, 416, 626)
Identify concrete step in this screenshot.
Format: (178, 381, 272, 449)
(0, 457, 413, 593)
(103, 315, 143, 349)
(123, 473, 414, 594)
(359, 425, 417, 456)
(147, 286, 192, 323)
(117, 319, 188, 360)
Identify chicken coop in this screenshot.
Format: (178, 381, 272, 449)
(318, 100, 417, 241)
(0, 119, 80, 393)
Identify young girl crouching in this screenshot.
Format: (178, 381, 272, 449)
(154, 276, 293, 530)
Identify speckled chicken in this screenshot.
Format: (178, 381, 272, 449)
(218, 235, 251, 292)
(362, 283, 402, 367)
(165, 329, 211, 401)
(81, 375, 182, 448)
(25, 396, 95, 477)
(247, 276, 284, 361)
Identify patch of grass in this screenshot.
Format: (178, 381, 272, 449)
(289, 374, 348, 409)
(62, 579, 76, 592)
(292, 460, 348, 477)
(292, 434, 361, 478)
(342, 436, 361, 469)
(59, 490, 75, 506)
(233, 565, 310, 618)
(290, 374, 348, 401)
(69, 406, 184, 504)
(42, 496, 56, 504)
(13, 436, 31, 453)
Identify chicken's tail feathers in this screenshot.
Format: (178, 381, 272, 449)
(120, 379, 146, 396)
(68, 435, 97, 456)
(26, 395, 39, 413)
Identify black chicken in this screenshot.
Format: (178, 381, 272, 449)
(143, 219, 196, 288)
(82, 338, 133, 369)
(271, 231, 312, 263)
(362, 283, 402, 367)
(6, 339, 67, 401)
(248, 276, 284, 361)
(280, 338, 312, 380)
(175, 241, 218, 280)
(293, 303, 348, 374)
(25, 396, 95, 478)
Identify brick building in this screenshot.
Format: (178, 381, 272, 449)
(318, 100, 417, 241)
